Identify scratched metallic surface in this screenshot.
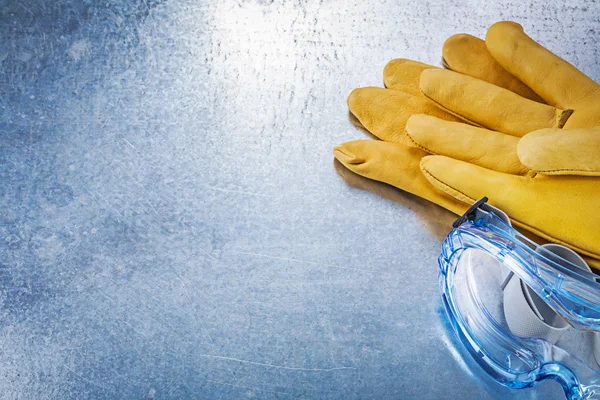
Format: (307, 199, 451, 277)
(1, 0, 600, 398)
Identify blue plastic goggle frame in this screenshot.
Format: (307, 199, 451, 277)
(439, 207, 600, 399)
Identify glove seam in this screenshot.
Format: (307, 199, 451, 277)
(420, 161, 478, 204)
(534, 168, 599, 174)
(405, 131, 437, 154)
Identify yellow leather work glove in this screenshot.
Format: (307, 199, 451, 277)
(407, 22, 600, 263)
(334, 21, 558, 216)
(334, 52, 539, 216)
(335, 21, 600, 266)
(407, 22, 600, 259)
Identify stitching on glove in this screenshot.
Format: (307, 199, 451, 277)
(420, 162, 477, 204)
(535, 168, 599, 175)
(405, 131, 437, 154)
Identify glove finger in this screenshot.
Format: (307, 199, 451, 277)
(442, 33, 544, 103)
(347, 87, 460, 144)
(383, 59, 436, 96)
(518, 127, 600, 176)
(419, 155, 523, 205)
(486, 21, 600, 109)
(333, 140, 466, 214)
(405, 114, 527, 175)
(420, 155, 600, 260)
(419, 68, 572, 136)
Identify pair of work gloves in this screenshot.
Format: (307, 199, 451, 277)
(334, 21, 600, 269)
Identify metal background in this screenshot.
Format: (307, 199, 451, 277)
(2, 0, 599, 398)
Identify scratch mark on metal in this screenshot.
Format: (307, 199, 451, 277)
(172, 270, 215, 344)
(206, 379, 293, 396)
(123, 138, 136, 149)
(146, 199, 159, 216)
(166, 269, 239, 385)
(18, 3, 35, 17)
(64, 366, 112, 391)
(195, 245, 215, 260)
(229, 251, 374, 272)
(203, 186, 275, 198)
(198, 354, 355, 371)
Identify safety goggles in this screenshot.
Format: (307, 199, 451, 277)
(440, 198, 600, 399)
